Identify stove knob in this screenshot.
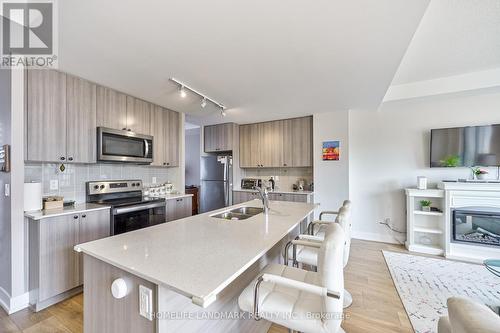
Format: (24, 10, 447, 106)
(135, 183, 141, 187)
(100, 185, 105, 190)
(131, 183, 136, 187)
(93, 185, 99, 190)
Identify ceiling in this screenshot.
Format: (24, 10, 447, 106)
(58, 0, 429, 125)
(393, 0, 500, 85)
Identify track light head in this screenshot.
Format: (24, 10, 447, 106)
(220, 108, 226, 117)
(201, 98, 207, 108)
(180, 86, 187, 98)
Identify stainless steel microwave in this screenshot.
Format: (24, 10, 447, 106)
(97, 127, 153, 164)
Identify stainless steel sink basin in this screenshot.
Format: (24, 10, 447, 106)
(210, 207, 264, 220)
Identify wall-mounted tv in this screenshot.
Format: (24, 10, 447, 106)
(430, 124, 500, 167)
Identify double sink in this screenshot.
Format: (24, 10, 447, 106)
(211, 206, 264, 221)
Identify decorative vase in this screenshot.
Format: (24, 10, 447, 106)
(477, 173, 487, 180)
(422, 206, 431, 212)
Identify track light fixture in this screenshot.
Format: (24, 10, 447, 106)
(170, 78, 226, 112)
(180, 86, 187, 98)
(220, 108, 226, 117)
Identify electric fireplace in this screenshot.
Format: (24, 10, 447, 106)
(452, 207, 500, 247)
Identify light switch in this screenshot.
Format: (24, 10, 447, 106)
(4, 183, 10, 197)
(139, 285, 153, 321)
(152, 177, 157, 184)
(50, 179, 58, 190)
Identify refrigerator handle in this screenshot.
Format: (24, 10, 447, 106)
(224, 161, 229, 206)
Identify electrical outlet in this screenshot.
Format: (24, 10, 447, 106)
(139, 285, 153, 321)
(152, 177, 157, 184)
(4, 184, 10, 197)
(50, 179, 58, 190)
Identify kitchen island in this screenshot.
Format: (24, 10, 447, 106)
(75, 199, 316, 333)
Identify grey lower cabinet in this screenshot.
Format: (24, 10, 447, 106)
(233, 190, 312, 204)
(166, 197, 192, 222)
(28, 209, 110, 311)
(232, 191, 260, 204)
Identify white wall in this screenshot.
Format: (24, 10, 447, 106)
(313, 111, 350, 219)
(0, 68, 12, 310)
(349, 91, 500, 243)
(185, 128, 201, 186)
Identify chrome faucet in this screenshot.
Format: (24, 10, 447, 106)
(254, 186, 269, 214)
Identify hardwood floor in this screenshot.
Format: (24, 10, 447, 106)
(0, 240, 412, 333)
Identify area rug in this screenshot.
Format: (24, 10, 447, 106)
(382, 251, 500, 333)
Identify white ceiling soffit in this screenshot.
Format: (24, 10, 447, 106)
(58, 0, 430, 125)
(392, 0, 500, 85)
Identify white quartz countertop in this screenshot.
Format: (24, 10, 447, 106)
(25, 203, 110, 220)
(75, 200, 316, 307)
(233, 188, 314, 195)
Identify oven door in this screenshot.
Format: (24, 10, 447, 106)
(112, 202, 166, 235)
(98, 127, 153, 164)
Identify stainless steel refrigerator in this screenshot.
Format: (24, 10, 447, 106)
(200, 155, 233, 213)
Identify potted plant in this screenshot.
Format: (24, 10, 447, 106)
(420, 200, 432, 212)
(471, 167, 489, 180)
(440, 155, 461, 167)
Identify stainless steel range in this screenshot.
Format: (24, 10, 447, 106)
(86, 180, 166, 235)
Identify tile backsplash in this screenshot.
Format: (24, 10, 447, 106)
(241, 168, 313, 191)
(25, 163, 176, 204)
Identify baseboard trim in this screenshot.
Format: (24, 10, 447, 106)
(0, 287, 29, 314)
(352, 231, 401, 245)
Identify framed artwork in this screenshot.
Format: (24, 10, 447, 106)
(322, 141, 340, 161)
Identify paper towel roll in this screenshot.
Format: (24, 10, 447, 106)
(24, 182, 42, 212)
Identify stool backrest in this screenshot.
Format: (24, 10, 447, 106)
(336, 207, 352, 267)
(318, 223, 345, 332)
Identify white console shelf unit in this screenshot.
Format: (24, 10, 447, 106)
(405, 188, 445, 256)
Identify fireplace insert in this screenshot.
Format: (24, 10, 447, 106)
(452, 207, 500, 247)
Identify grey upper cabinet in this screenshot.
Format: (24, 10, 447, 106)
(126, 97, 153, 135)
(26, 69, 67, 162)
(166, 197, 192, 222)
(239, 116, 312, 168)
(165, 110, 180, 167)
(96, 86, 127, 130)
(151, 106, 167, 166)
(66, 75, 97, 163)
(283, 116, 312, 167)
(204, 123, 237, 153)
(150, 106, 179, 167)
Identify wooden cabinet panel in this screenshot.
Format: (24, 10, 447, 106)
(239, 116, 312, 168)
(126, 97, 152, 135)
(166, 197, 192, 222)
(38, 215, 80, 301)
(204, 123, 236, 152)
(165, 110, 180, 167)
(66, 75, 97, 163)
(78, 210, 110, 283)
(151, 106, 167, 166)
(233, 191, 260, 204)
(291, 116, 312, 167)
(239, 125, 253, 168)
(26, 69, 67, 162)
(96, 86, 127, 130)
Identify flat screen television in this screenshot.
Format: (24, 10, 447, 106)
(430, 124, 500, 167)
